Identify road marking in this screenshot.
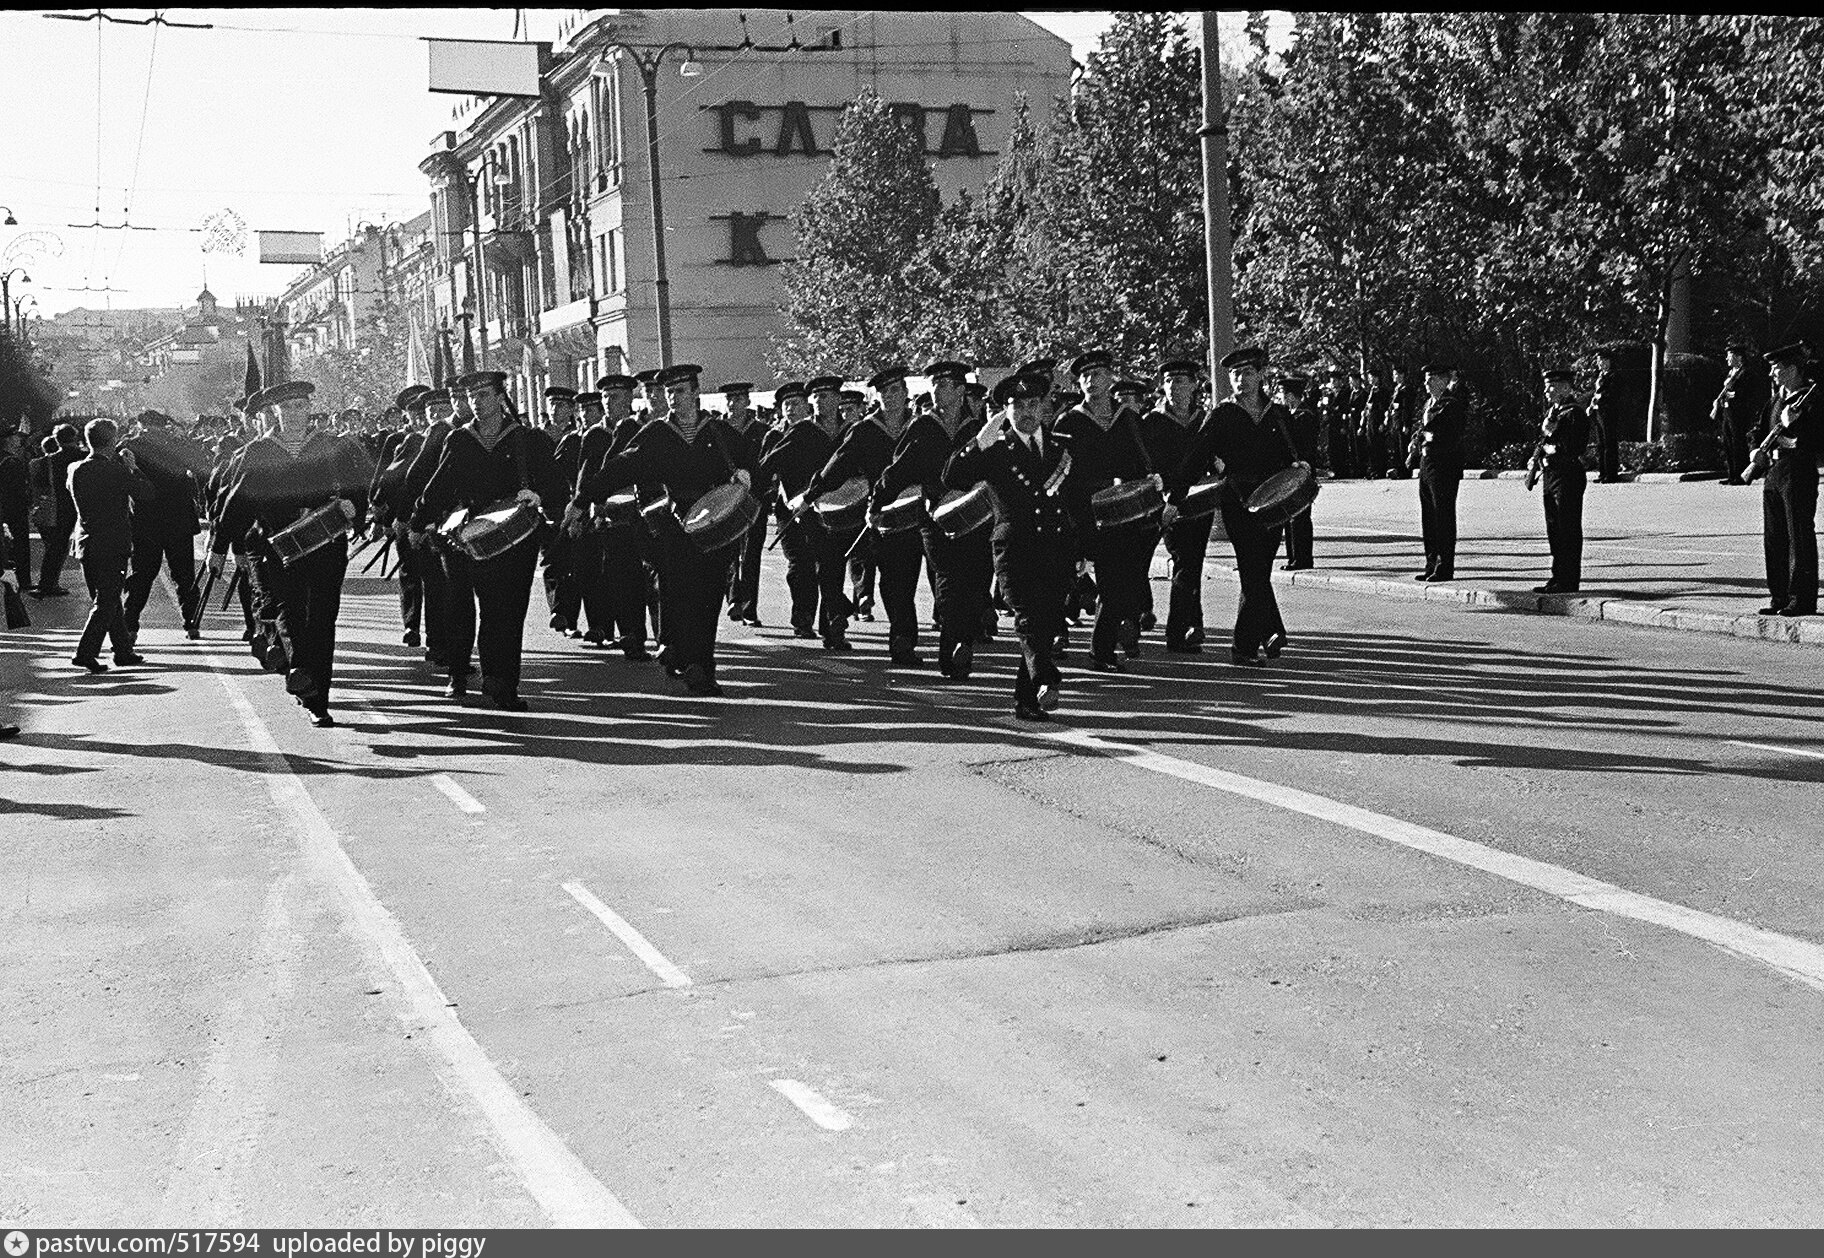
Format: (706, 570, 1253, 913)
(1038, 725, 1824, 996)
(1727, 739, 1824, 761)
(562, 881, 693, 988)
(209, 666, 640, 1228)
(431, 774, 488, 815)
(769, 1079, 854, 1131)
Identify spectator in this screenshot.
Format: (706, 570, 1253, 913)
(1, 419, 32, 592)
(66, 418, 155, 673)
(120, 410, 203, 643)
(31, 423, 85, 596)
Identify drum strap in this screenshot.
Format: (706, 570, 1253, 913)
(1119, 408, 1156, 478)
(1267, 406, 1302, 465)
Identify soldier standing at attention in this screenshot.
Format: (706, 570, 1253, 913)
(1412, 363, 1468, 582)
(1527, 367, 1593, 594)
(1280, 375, 1320, 571)
(1751, 341, 1820, 617)
(1714, 343, 1765, 487)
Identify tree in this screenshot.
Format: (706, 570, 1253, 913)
(773, 87, 943, 376)
(306, 296, 415, 412)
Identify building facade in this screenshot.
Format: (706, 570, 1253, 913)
(420, 8, 1072, 410)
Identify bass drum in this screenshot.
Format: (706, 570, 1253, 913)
(682, 482, 762, 555)
(931, 483, 998, 539)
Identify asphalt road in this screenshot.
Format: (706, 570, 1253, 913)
(3, 547, 1822, 1227)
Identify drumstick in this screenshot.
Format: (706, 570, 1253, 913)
(221, 565, 243, 613)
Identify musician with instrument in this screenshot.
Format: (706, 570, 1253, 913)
(1408, 362, 1468, 582)
(943, 373, 1076, 720)
(1750, 341, 1821, 617)
(207, 380, 372, 726)
(369, 385, 432, 647)
(538, 385, 581, 636)
(718, 381, 768, 627)
(1525, 368, 1592, 594)
(1164, 344, 1309, 665)
(872, 359, 990, 680)
(1279, 374, 1321, 570)
(568, 364, 757, 697)
(399, 387, 459, 673)
(1055, 349, 1161, 671)
(759, 380, 845, 644)
(1141, 357, 1215, 651)
(409, 370, 557, 711)
(118, 409, 205, 645)
(575, 378, 653, 659)
(1713, 343, 1766, 486)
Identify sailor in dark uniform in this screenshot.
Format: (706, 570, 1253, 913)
(718, 381, 767, 626)
(1279, 374, 1320, 570)
(1527, 368, 1593, 594)
(759, 380, 843, 643)
(539, 385, 581, 635)
(207, 380, 372, 726)
(1141, 357, 1211, 651)
(943, 373, 1076, 720)
(1753, 341, 1821, 616)
(1165, 345, 1305, 665)
(1055, 349, 1162, 671)
(408, 370, 558, 710)
(398, 387, 460, 671)
(1411, 362, 1468, 582)
(569, 364, 755, 695)
(369, 385, 432, 646)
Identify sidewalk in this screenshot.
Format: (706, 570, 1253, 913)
(1161, 477, 1824, 648)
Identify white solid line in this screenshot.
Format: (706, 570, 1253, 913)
(1727, 739, 1824, 761)
(770, 1079, 854, 1131)
(210, 667, 640, 1228)
(1039, 726, 1824, 997)
(431, 773, 488, 815)
(562, 881, 694, 988)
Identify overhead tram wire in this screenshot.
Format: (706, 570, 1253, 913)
(106, 11, 163, 288)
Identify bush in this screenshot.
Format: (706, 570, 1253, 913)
(1485, 440, 1536, 471)
(1620, 433, 1723, 474)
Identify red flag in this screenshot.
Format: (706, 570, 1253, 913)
(243, 340, 263, 401)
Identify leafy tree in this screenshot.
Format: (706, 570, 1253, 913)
(305, 297, 414, 412)
(773, 87, 943, 376)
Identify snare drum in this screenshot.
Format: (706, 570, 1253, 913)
(682, 483, 762, 555)
(454, 498, 542, 561)
(1091, 478, 1164, 530)
(813, 476, 869, 533)
(596, 491, 642, 537)
(1246, 465, 1319, 527)
(1178, 474, 1227, 521)
(267, 500, 352, 567)
(931, 483, 998, 539)
(868, 485, 927, 535)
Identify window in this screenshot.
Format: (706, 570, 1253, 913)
(601, 228, 622, 294)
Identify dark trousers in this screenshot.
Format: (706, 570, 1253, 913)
(778, 517, 823, 632)
(601, 530, 651, 650)
(1543, 465, 1586, 587)
(996, 536, 1073, 707)
(1164, 512, 1214, 645)
(396, 529, 423, 635)
(1282, 508, 1313, 567)
(849, 548, 876, 611)
(122, 527, 198, 637)
(542, 530, 580, 629)
(38, 519, 73, 590)
(873, 529, 924, 649)
(75, 552, 132, 661)
(1088, 526, 1154, 660)
(727, 513, 765, 621)
(1593, 415, 1621, 481)
(653, 529, 732, 674)
(1, 500, 30, 589)
(1419, 464, 1461, 572)
(1721, 416, 1751, 481)
(253, 541, 347, 704)
(925, 525, 991, 672)
(414, 531, 452, 664)
(1219, 502, 1286, 655)
(819, 526, 857, 638)
(573, 529, 613, 637)
(441, 537, 538, 693)
(1764, 455, 1820, 612)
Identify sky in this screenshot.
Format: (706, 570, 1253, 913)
(0, 8, 1259, 321)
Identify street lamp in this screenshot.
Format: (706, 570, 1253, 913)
(12, 294, 38, 345)
(1, 206, 17, 226)
(593, 41, 698, 368)
(1, 268, 29, 338)
(461, 158, 515, 371)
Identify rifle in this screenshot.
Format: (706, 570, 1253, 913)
(187, 564, 215, 638)
(360, 533, 393, 575)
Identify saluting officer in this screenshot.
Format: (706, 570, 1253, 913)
(943, 372, 1077, 721)
(1527, 367, 1593, 594)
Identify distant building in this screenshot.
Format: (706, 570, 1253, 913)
(40, 293, 261, 418)
(276, 226, 386, 364)
(419, 7, 1072, 408)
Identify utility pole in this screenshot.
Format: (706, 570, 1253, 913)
(1199, 12, 1235, 399)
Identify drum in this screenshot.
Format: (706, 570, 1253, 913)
(1091, 478, 1164, 530)
(268, 500, 352, 567)
(931, 483, 998, 539)
(1177, 474, 1227, 521)
(640, 492, 687, 545)
(682, 482, 762, 555)
(1246, 465, 1320, 527)
(813, 476, 870, 533)
(454, 497, 543, 561)
(595, 491, 642, 536)
(868, 485, 927, 535)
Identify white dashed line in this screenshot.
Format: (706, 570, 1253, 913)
(1727, 739, 1824, 761)
(769, 1079, 854, 1131)
(431, 774, 487, 815)
(1040, 725, 1824, 996)
(562, 881, 693, 988)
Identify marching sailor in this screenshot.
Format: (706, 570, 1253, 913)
(1141, 357, 1211, 651)
(718, 381, 768, 627)
(758, 380, 844, 645)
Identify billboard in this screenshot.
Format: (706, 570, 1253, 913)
(258, 231, 323, 265)
(426, 38, 542, 98)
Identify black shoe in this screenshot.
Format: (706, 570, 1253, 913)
(550, 613, 571, 633)
(580, 631, 610, 648)
(890, 646, 921, 666)
(727, 606, 744, 622)
(1087, 654, 1125, 673)
(1119, 620, 1142, 659)
(822, 634, 854, 652)
(1424, 570, 1454, 583)
(1231, 648, 1265, 666)
(111, 652, 148, 666)
(1780, 604, 1816, 617)
(0, 723, 19, 740)
(1139, 611, 1157, 632)
(71, 656, 108, 674)
(1414, 570, 1436, 582)
(1013, 701, 1050, 722)
(622, 646, 652, 662)
(488, 692, 530, 712)
(951, 641, 973, 680)
(308, 707, 335, 728)
(681, 663, 724, 696)
(1263, 632, 1286, 660)
(1037, 682, 1060, 712)
(444, 674, 469, 699)
(1758, 605, 1788, 616)
(793, 625, 818, 640)
(742, 616, 763, 628)
(403, 629, 421, 647)
(37, 586, 70, 598)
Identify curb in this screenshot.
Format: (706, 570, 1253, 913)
(1241, 567, 1823, 648)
